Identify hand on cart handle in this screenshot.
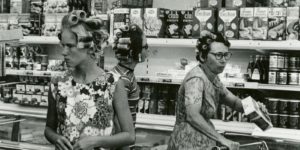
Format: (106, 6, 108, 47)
(212, 141, 269, 150)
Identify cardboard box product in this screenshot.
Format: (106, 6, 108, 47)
(270, 0, 289, 7)
(144, 8, 167, 38)
(268, 7, 287, 40)
(10, 0, 22, 13)
(130, 8, 143, 30)
(180, 10, 193, 39)
(289, 0, 300, 6)
(112, 8, 130, 36)
(286, 7, 299, 40)
(218, 8, 239, 40)
(165, 10, 180, 38)
(242, 96, 273, 131)
(239, 7, 254, 40)
(253, 7, 268, 40)
(192, 8, 216, 38)
(226, 0, 246, 8)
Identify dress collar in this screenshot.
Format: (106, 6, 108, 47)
(199, 64, 222, 87)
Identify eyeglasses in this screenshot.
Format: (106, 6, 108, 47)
(209, 52, 232, 60)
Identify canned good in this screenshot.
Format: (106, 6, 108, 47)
(268, 69, 278, 84)
(279, 100, 288, 114)
(289, 100, 300, 115)
(288, 69, 298, 85)
(284, 54, 288, 69)
(289, 56, 297, 69)
(268, 98, 279, 113)
(40, 54, 49, 64)
(277, 53, 285, 69)
(279, 114, 288, 128)
(41, 63, 48, 71)
(269, 113, 278, 127)
(269, 52, 279, 69)
(277, 69, 287, 85)
(289, 115, 299, 129)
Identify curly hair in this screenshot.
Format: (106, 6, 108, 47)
(58, 10, 109, 60)
(195, 31, 230, 63)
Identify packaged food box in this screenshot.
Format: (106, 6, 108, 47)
(226, 0, 246, 8)
(43, 14, 57, 36)
(112, 8, 130, 36)
(130, 8, 143, 30)
(242, 96, 273, 131)
(165, 10, 180, 38)
(192, 8, 216, 38)
(289, 0, 300, 6)
(253, 7, 268, 40)
(270, 0, 289, 7)
(10, 0, 22, 13)
(239, 7, 254, 40)
(286, 7, 299, 40)
(144, 8, 167, 38)
(268, 7, 287, 40)
(218, 8, 239, 40)
(179, 10, 193, 39)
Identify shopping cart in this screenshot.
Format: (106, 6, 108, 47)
(211, 141, 269, 150)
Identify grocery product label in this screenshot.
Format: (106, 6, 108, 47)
(286, 7, 299, 40)
(239, 7, 254, 40)
(130, 8, 143, 29)
(218, 8, 239, 39)
(144, 8, 166, 38)
(270, 0, 289, 7)
(192, 8, 216, 38)
(180, 10, 193, 38)
(112, 8, 130, 35)
(253, 7, 268, 40)
(165, 10, 180, 38)
(289, 0, 300, 6)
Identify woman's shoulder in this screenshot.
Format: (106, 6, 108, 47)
(184, 66, 207, 82)
(50, 70, 72, 85)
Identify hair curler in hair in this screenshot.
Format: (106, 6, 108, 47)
(117, 44, 130, 50)
(118, 38, 131, 44)
(85, 19, 103, 30)
(75, 10, 87, 21)
(68, 14, 79, 26)
(119, 25, 130, 32)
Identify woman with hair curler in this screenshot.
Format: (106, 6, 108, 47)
(44, 10, 135, 150)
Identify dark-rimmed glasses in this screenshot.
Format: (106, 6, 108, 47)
(209, 52, 232, 60)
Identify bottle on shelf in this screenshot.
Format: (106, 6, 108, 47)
(246, 55, 254, 81)
(250, 55, 261, 82)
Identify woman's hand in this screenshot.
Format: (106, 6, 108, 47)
(220, 138, 239, 150)
(73, 136, 96, 150)
(54, 135, 73, 150)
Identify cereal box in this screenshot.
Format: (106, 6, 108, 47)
(289, 0, 300, 6)
(239, 7, 254, 40)
(270, 0, 289, 7)
(226, 0, 246, 8)
(144, 8, 167, 38)
(130, 8, 143, 30)
(192, 8, 216, 38)
(179, 10, 193, 39)
(268, 7, 287, 40)
(286, 7, 299, 40)
(253, 7, 268, 40)
(112, 8, 130, 36)
(218, 8, 239, 40)
(165, 10, 180, 38)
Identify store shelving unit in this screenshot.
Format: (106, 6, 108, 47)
(6, 69, 64, 77)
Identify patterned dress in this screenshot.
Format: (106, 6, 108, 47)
(167, 65, 230, 150)
(50, 70, 119, 150)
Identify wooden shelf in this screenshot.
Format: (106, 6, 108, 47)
(6, 69, 64, 77)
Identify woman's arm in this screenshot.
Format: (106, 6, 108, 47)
(73, 80, 135, 150)
(184, 77, 227, 143)
(222, 88, 244, 113)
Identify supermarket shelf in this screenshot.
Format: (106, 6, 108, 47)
(18, 36, 300, 50)
(0, 140, 54, 150)
(0, 102, 47, 119)
(6, 69, 64, 77)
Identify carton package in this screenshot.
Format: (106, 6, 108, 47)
(192, 8, 216, 38)
(242, 96, 273, 131)
(286, 7, 299, 40)
(253, 7, 268, 40)
(269, 0, 289, 7)
(239, 7, 254, 40)
(112, 8, 130, 36)
(268, 7, 287, 40)
(226, 0, 246, 8)
(10, 0, 22, 13)
(144, 8, 167, 38)
(218, 8, 239, 40)
(130, 8, 143, 30)
(179, 10, 193, 39)
(289, 0, 300, 6)
(165, 10, 180, 38)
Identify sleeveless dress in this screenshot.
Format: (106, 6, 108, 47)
(167, 65, 229, 150)
(50, 70, 119, 150)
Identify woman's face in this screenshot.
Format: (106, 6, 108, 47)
(60, 29, 88, 68)
(205, 42, 229, 74)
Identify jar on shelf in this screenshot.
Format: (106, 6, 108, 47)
(277, 69, 287, 85)
(278, 99, 288, 114)
(288, 69, 298, 85)
(278, 114, 288, 128)
(267, 98, 279, 113)
(268, 69, 278, 84)
(277, 53, 285, 69)
(269, 113, 278, 127)
(288, 100, 299, 115)
(289, 115, 299, 129)
(269, 52, 279, 69)
(289, 56, 297, 69)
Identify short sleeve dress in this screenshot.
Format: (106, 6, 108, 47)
(167, 65, 230, 150)
(50, 70, 119, 150)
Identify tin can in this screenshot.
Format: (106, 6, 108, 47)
(279, 114, 288, 128)
(277, 69, 287, 85)
(268, 69, 278, 84)
(289, 115, 299, 129)
(277, 53, 285, 69)
(269, 52, 279, 69)
(40, 54, 48, 64)
(268, 98, 279, 113)
(289, 100, 299, 115)
(284, 54, 288, 69)
(269, 113, 278, 127)
(288, 69, 298, 85)
(289, 56, 297, 69)
(279, 100, 288, 114)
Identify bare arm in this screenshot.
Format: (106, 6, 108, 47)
(221, 87, 244, 113)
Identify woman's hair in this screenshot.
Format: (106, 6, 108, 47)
(58, 10, 109, 60)
(195, 31, 230, 63)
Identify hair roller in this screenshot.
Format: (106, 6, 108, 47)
(85, 19, 103, 30)
(68, 14, 79, 26)
(76, 10, 87, 21)
(119, 25, 129, 32)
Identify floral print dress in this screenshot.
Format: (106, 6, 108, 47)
(50, 70, 119, 150)
(167, 65, 229, 150)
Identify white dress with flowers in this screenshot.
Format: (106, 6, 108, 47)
(50, 70, 119, 150)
